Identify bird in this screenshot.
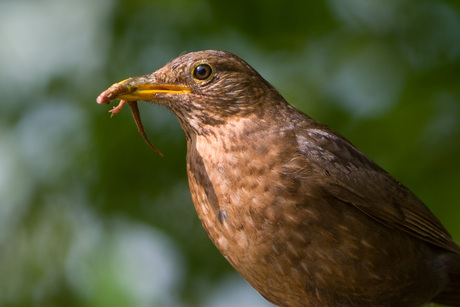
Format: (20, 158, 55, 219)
(97, 50, 460, 306)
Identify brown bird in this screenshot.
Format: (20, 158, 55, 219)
(97, 50, 460, 306)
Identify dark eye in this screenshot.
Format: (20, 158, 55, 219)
(193, 64, 213, 80)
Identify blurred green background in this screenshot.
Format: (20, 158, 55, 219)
(1, 0, 459, 306)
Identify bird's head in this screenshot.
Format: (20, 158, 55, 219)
(98, 50, 284, 136)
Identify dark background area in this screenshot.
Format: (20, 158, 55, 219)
(1, 0, 459, 306)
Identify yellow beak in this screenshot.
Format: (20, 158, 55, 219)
(97, 75, 191, 105)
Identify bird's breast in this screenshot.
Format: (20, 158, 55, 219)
(184, 122, 317, 302)
(186, 127, 283, 252)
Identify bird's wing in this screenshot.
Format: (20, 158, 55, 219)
(296, 126, 460, 254)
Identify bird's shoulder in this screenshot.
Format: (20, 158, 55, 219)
(284, 119, 460, 254)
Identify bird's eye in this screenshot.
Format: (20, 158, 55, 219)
(193, 64, 213, 81)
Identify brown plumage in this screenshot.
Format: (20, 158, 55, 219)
(97, 50, 460, 306)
